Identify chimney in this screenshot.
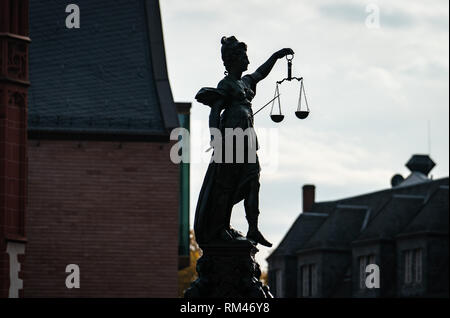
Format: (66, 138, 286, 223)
(302, 184, 315, 212)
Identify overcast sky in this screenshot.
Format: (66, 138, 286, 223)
(159, 0, 449, 269)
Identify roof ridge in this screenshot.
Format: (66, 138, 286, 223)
(302, 212, 329, 217)
(392, 193, 426, 200)
(336, 204, 369, 210)
(315, 177, 448, 205)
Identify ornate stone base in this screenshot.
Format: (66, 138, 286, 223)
(184, 239, 273, 298)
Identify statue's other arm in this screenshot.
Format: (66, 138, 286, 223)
(209, 100, 223, 142)
(209, 101, 222, 130)
(251, 48, 295, 82)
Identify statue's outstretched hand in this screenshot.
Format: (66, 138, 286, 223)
(275, 48, 294, 59)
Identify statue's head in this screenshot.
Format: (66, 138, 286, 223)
(221, 36, 249, 74)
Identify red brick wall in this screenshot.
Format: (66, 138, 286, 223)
(0, 85, 28, 240)
(0, 0, 30, 298)
(24, 139, 179, 297)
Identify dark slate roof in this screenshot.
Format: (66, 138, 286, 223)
(300, 205, 370, 250)
(28, 0, 178, 136)
(268, 212, 328, 259)
(268, 177, 449, 259)
(356, 194, 425, 241)
(399, 185, 449, 236)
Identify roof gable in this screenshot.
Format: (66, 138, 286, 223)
(356, 194, 425, 241)
(302, 205, 370, 250)
(399, 185, 449, 235)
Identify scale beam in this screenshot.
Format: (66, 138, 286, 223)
(269, 53, 310, 123)
(276, 76, 303, 85)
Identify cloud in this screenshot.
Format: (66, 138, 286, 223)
(318, 1, 449, 29)
(319, 3, 368, 24)
(399, 60, 449, 79)
(379, 8, 415, 28)
(427, 15, 450, 30)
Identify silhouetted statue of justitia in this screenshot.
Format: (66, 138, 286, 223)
(194, 36, 294, 247)
(186, 36, 293, 298)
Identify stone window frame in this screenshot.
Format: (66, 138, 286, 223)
(300, 264, 317, 297)
(404, 248, 423, 286)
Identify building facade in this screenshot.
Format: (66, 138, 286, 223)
(1, 0, 189, 297)
(0, 0, 29, 299)
(268, 155, 449, 298)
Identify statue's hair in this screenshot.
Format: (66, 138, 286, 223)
(221, 36, 247, 72)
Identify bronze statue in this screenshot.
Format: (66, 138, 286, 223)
(194, 36, 294, 248)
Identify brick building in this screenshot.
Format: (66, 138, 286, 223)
(1, 0, 190, 297)
(0, 0, 30, 298)
(268, 154, 449, 298)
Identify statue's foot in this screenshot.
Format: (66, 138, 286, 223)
(228, 228, 245, 239)
(247, 229, 272, 247)
(219, 229, 234, 242)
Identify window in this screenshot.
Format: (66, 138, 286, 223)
(415, 249, 422, 283)
(369, 255, 376, 266)
(404, 250, 413, 284)
(404, 248, 423, 285)
(359, 254, 376, 289)
(301, 264, 317, 297)
(275, 270, 283, 298)
(302, 265, 310, 296)
(311, 264, 318, 296)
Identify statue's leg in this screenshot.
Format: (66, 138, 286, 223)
(208, 163, 238, 242)
(244, 179, 272, 247)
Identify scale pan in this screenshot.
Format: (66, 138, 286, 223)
(270, 114, 284, 123)
(295, 111, 309, 119)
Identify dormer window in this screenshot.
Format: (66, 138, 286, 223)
(300, 264, 317, 297)
(404, 248, 423, 285)
(275, 269, 284, 297)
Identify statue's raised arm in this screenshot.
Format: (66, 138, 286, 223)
(250, 47, 295, 83)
